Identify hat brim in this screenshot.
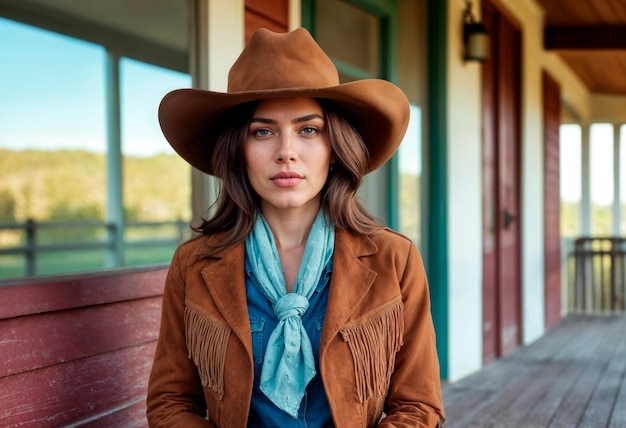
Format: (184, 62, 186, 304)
(158, 79, 410, 177)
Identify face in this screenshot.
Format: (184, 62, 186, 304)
(244, 97, 334, 216)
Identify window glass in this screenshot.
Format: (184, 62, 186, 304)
(0, 2, 190, 279)
(316, 0, 380, 80)
(0, 19, 107, 279)
(590, 123, 614, 235)
(398, 105, 422, 246)
(620, 125, 626, 235)
(560, 124, 581, 237)
(121, 58, 192, 267)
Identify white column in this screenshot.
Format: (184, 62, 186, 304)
(188, 0, 244, 224)
(581, 124, 591, 236)
(613, 123, 621, 236)
(289, 0, 302, 29)
(105, 51, 124, 267)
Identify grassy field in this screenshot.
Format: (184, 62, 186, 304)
(0, 218, 192, 281)
(0, 244, 176, 281)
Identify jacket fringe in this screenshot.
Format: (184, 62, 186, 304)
(184, 304, 231, 399)
(340, 300, 404, 402)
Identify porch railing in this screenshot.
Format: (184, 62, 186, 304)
(0, 219, 188, 278)
(572, 237, 626, 312)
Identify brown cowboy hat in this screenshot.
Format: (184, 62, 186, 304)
(158, 27, 410, 177)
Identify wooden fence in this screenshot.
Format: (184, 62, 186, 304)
(0, 219, 187, 277)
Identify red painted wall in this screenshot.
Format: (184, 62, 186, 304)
(543, 70, 562, 330)
(0, 267, 167, 427)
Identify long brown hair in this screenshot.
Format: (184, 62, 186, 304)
(193, 99, 380, 253)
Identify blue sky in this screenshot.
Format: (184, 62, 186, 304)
(0, 17, 190, 156)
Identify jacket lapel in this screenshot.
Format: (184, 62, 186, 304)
(320, 230, 378, 353)
(199, 241, 253, 355)
(196, 231, 378, 360)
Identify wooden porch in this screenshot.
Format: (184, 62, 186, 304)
(441, 314, 626, 427)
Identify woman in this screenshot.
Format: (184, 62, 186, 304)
(147, 27, 445, 427)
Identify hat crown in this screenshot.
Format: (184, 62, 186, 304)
(227, 28, 339, 93)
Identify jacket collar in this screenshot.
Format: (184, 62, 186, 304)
(320, 230, 378, 353)
(197, 230, 379, 356)
(199, 237, 251, 353)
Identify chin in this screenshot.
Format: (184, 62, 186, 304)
(265, 198, 319, 212)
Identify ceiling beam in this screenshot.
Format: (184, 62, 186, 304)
(545, 25, 626, 49)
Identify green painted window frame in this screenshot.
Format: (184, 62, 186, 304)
(426, 0, 449, 380)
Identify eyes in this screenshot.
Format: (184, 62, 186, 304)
(252, 128, 272, 138)
(250, 125, 321, 139)
(300, 126, 318, 137)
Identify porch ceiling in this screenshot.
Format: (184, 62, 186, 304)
(0, 0, 188, 72)
(536, 0, 626, 95)
(5, 0, 626, 96)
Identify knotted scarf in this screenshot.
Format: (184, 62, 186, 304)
(245, 210, 335, 418)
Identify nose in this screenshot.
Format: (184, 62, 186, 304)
(276, 133, 296, 163)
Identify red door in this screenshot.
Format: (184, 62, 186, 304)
(482, 0, 522, 363)
(543, 71, 562, 330)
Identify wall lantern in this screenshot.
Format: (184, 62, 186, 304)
(463, 0, 489, 62)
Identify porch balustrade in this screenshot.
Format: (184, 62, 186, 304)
(571, 236, 626, 312)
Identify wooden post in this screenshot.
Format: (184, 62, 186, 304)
(25, 219, 35, 277)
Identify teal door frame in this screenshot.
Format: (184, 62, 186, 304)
(426, 0, 449, 379)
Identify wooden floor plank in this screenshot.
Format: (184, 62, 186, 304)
(498, 319, 603, 427)
(608, 366, 626, 428)
(441, 359, 536, 427)
(578, 336, 626, 427)
(440, 388, 492, 426)
(442, 315, 626, 428)
(523, 334, 606, 427)
(485, 360, 569, 428)
(548, 318, 624, 428)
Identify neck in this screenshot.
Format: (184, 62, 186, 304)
(260, 205, 320, 250)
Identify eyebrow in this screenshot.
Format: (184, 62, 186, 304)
(249, 113, 325, 125)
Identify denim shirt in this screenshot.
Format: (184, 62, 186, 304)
(245, 253, 334, 427)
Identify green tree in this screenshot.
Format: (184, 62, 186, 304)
(0, 189, 16, 222)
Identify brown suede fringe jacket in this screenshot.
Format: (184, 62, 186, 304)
(147, 228, 445, 427)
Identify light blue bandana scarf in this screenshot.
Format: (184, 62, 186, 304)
(245, 210, 335, 418)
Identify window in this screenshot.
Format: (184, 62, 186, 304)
(311, 0, 401, 227)
(0, 19, 108, 278)
(620, 125, 626, 234)
(315, 0, 380, 80)
(560, 124, 581, 237)
(120, 58, 191, 267)
(590, 123, 614, 235)
(398, 105, 422, 246)
(0, 0, 190, 279)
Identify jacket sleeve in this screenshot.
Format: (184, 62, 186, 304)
(379, 242, 445, 427)
(146, 247, 215, 428)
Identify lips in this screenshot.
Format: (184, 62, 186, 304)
(272, 171, 303, 180)
(271, 171, 303, 187)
